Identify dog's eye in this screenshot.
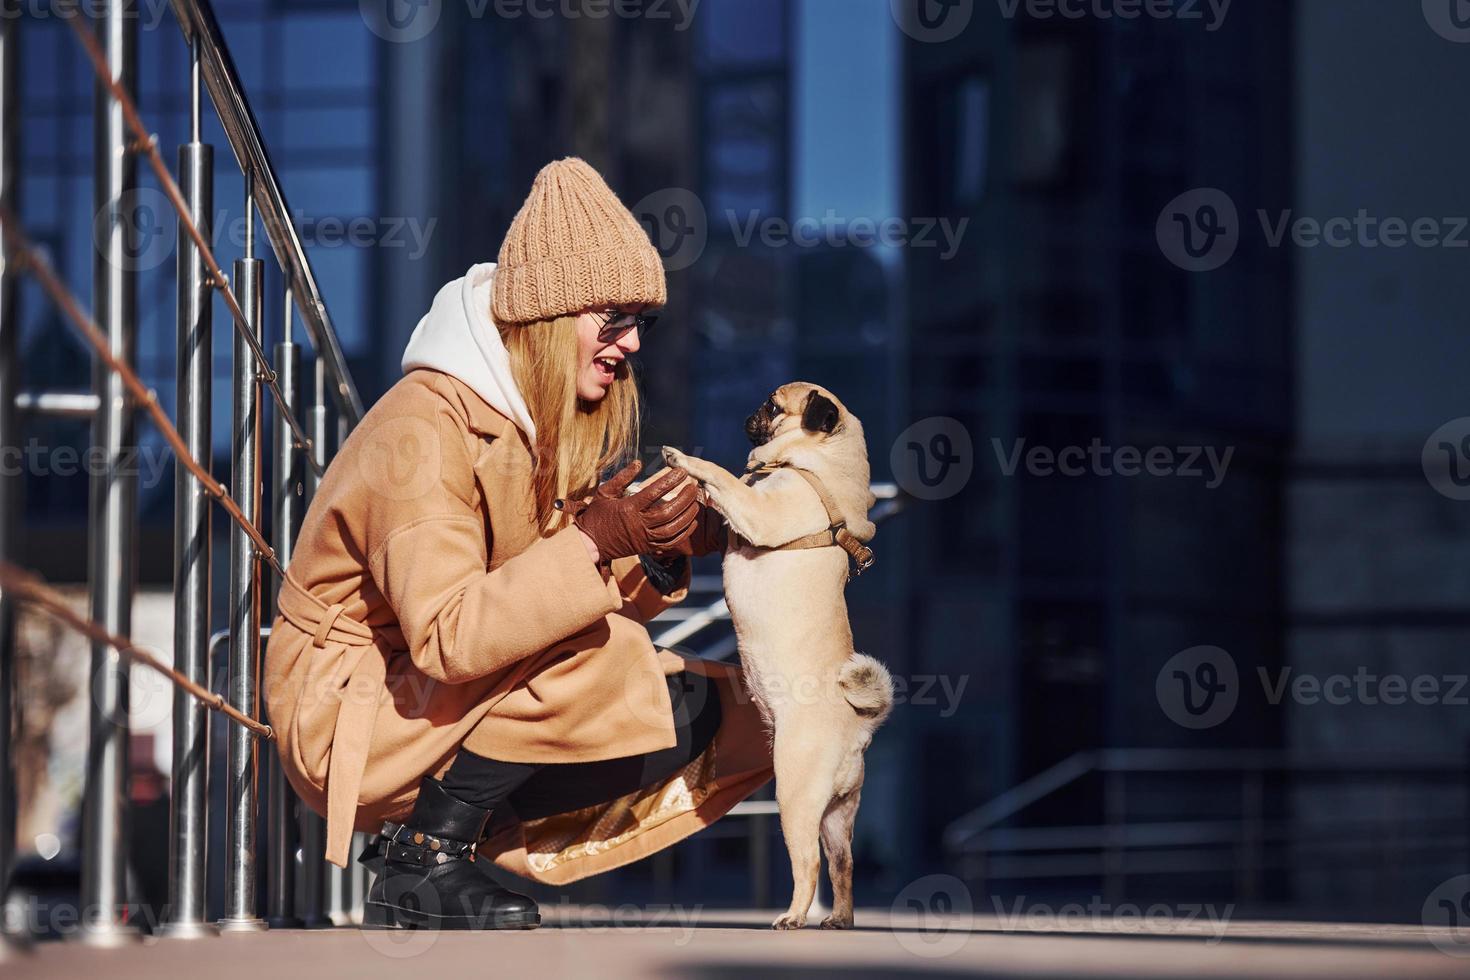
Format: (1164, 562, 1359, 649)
(764, 398, 779, 415)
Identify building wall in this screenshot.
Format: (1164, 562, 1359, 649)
(1289, 0, 1470, 912)
(903, 2, 1293, 865)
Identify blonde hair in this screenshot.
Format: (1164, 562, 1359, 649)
(497, 315, 640, 532)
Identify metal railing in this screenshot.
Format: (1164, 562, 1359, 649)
(943, 748, 1468, 905)
(0, 0, 363, 942)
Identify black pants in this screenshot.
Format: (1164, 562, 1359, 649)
(441, 669, 722, 822)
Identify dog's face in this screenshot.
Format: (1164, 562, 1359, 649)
(745, 382, 847, 447)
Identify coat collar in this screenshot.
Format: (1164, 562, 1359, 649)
(441, 371, 526, 445)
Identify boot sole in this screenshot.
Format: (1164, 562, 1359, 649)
(363, 901, 541, 931)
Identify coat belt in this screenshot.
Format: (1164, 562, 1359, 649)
(277, 572, 402, 867)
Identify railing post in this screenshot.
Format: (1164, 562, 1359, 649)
(1102, 770, 1125, 905)
(265, 294, 301, 929)
(300, 354, 331, 928)
(751, 808, 770, 909)
(162, 36, 213, 941)
(0, 0, 18, 912)
(220, 190, 266, 932)
(81, 0, 138, 945)
(329, 414, 368, 925)
(1239, 768, 1263, 905)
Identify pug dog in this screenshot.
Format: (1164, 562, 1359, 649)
(662, 382, 893, 930)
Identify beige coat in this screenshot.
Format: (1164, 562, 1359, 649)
(264, 369, 772, 881)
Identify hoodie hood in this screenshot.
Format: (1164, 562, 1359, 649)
(401, 262, 537, 444)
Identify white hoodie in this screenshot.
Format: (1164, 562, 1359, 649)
(400, 262, 538, 444)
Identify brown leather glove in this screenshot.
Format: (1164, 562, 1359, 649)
(571, 460, 699, 562)
(666, 492, 729, 558)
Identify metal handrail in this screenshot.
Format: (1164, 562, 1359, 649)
(943, 748, 1467, 854)
(168, 0, 364, 426)
(0, 0, 370, 940)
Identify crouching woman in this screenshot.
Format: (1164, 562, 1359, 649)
(263, 158, 772, 931)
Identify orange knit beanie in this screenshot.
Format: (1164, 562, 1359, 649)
(491, 158, 667, 325)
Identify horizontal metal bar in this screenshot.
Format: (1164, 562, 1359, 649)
(168, 0, 363, 425)
(976, 835, 1470, 882)
(15, 391, 100, 417)
(729, 800, 779, 817)
(944, 747, 1469, 853)
(974, 817, 1470, 854)
(208, 625, 269, 659)
(651, 598, 728, 649)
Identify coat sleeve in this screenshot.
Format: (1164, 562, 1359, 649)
(608, 554, 691, 624)
(363, 393, 621, 684)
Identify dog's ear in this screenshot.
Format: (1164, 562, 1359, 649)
(801, 391, 840, 435)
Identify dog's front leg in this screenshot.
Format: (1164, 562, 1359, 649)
(661, 447, 802, 548)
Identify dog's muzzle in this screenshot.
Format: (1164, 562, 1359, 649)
(745, 413, 769, 446)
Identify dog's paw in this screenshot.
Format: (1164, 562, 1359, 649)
(818, 914, 853, 930)
(661, 446, 688, 471)
(771, 912, 807, 930)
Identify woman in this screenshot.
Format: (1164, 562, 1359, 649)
(264, 158, 773, 931)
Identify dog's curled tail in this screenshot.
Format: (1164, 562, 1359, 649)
(839, 653, 894, 727)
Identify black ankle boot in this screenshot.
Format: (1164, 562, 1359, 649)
(363, 777, 540, 930)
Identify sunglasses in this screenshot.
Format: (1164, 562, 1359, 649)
(596, 309, 659, 344)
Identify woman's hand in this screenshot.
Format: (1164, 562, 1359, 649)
(663, 491, 729, 558)
(571, 460, 699, 563)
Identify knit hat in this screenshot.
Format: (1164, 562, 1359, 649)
(492, 158, 667, 325)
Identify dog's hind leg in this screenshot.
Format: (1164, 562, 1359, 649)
(818, 785, 861, 929)
(771, 734, 831, 930)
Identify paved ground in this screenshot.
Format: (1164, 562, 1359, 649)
(4, 907, 1469, 978)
